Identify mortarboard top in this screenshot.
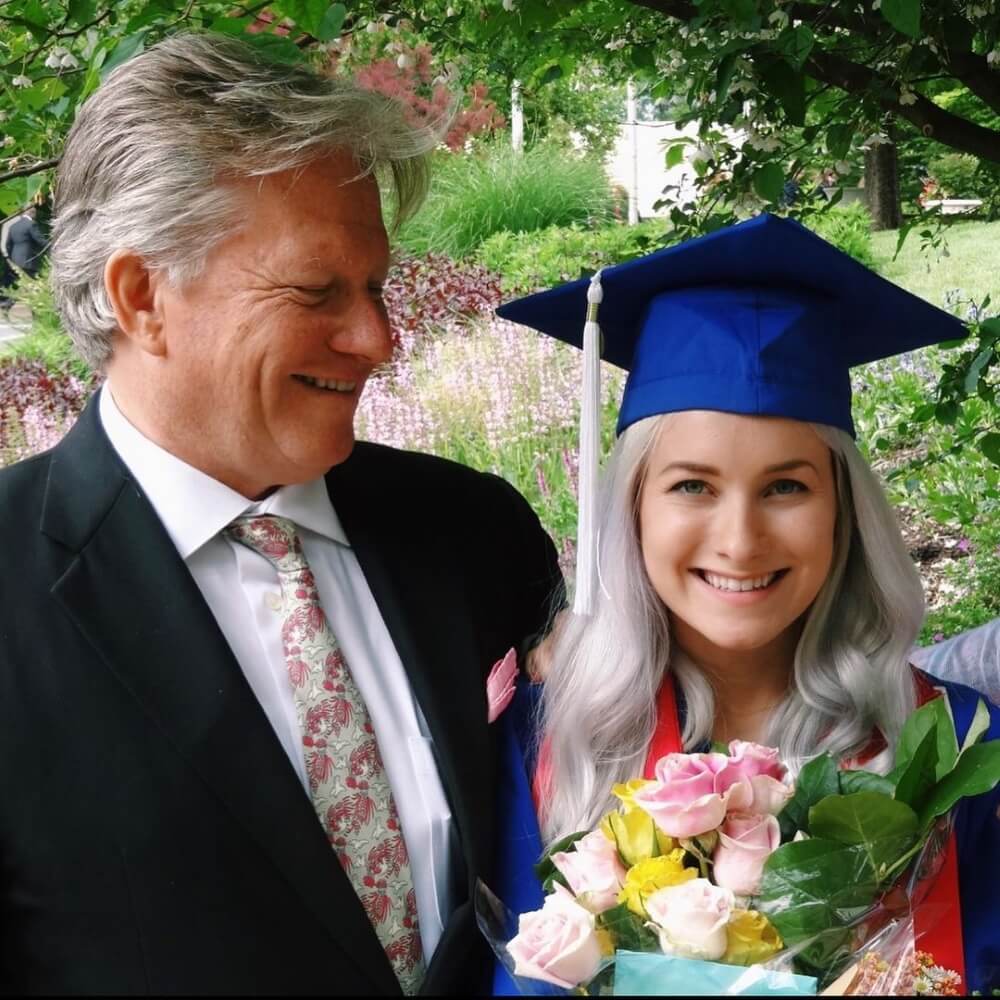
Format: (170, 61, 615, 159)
(496, 213, 966, 438)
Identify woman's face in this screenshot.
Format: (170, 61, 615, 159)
(637, 411, 839, 664)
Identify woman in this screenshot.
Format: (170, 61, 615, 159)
(494, 214, 999, 992)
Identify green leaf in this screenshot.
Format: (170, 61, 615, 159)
(17, 78, 67, 112)
(759, 839, 879, 945)
(100, 32, 147, 80)
(920, 741, 1000, 825)
(777, 24, 815, 69)
(241, 32, 305, 65)
(760, 59, 806, 125)
(779, 752, 839, 839)
(881, 0, 921, 38)
(893, 697, 958, 782)
(826, 123, 854, 161)
(716, 52, 739, 99)
(316, 3, 346, 42)
(68, 0, 97, 25)
(597, 903, 660, 952)
(752, 162, 785, 204)
(276, 0, 328, 36)
(960, 699, 991, 753)
(533, 829, 588, 888)
(665, 142, 687, 169)
(0, 180, 28, 217)
(208, 15, 254, 36)
(980, 432, 1000, 467)
(964, 347, 994, 394)
(892, 727, 938, 811)
(838, 771, 895, 798)
(935, 400, 959, 425)
(720, 0, 757, 24)
(808, 793, 919, 878)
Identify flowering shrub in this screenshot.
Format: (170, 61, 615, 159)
(0, 359, 93, 465)
(351, 43, 505, 151)
(383, 253, 502, 353)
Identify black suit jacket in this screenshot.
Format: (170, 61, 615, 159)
(0, 399, 562, 995)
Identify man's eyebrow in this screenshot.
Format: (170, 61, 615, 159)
(655, 459, 819, 476)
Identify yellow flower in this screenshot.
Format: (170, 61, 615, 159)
(601, 808, 674, 867)
(611, 779, 655, 813)
(618, 850, 696, 917)
(722, 909, 784, 966)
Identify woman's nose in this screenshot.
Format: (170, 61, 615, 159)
(714, 496, 769, 564)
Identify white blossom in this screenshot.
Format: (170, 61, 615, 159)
(898, 85, 917, 105)
(835, 159, 851, 174)
(987, 48, 1000, 67)
(2, 136, 14, 148)
(768, 9, 789, 28)
(60, 53, 78, 70)
(871, 0, 882, 8)
(11, 74, 31, 88)
(44, 52, 63, 69)
(863, 132, 891, 148)
(396, 53, 414, 70)
(501, 0, 516, 10)
(604, 37, 627, 51)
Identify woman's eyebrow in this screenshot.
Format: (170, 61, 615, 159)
(762, 459, 819, 474)
(656, 459, 819, 476)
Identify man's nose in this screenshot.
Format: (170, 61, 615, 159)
(714, 496, 769, 564)
(336, 291, 394, 367)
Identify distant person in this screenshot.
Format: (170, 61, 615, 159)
(4, 203, 48, 277)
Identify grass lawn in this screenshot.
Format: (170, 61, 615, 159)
(871, 219, 1000, 310)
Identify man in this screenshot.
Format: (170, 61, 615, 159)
(3, 202, 47, 277)
(0, 34, 561, 995)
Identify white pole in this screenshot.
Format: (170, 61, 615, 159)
(627, 79, 639, 225)
(511, 79, 524, 153)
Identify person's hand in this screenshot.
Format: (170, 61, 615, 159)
(525, 610, 567, 682)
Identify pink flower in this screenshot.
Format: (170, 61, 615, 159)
(506, 884, 602, 988)
(712, 812, 781, 896)
(720, 741, 794, 816)
(551, 831, 626, 913)
(644, 878, 734, 960)
(486, 647, 517, 723)
(632, 752, 734, 838)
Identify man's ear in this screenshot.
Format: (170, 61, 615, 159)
(103, 249, 167, 357)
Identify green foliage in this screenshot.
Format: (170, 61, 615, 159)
(398, 142, 614, 259)
(929, 152, 986, 199)
(0, 267, 89, 379)
(801, 203, 878, 270)
(477, 218, 671, 294)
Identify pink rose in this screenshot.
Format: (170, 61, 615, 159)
(720, 741, 794, 816)
(632, 752, 734, 839)
(552, 831, 626, 913)
(507, 884, 602, 988)
(712, 812, 781, 896)
(644, 878, 734, 960)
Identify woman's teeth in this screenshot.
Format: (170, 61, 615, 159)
(295, 375, 356, 392)
(702, 571, 778, 592)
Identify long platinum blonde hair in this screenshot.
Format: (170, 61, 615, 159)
(52, 32, 440, 371)
(540, 414, 923, 843)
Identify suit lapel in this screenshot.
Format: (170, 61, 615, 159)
(326, 448, 494, 890)
(42, 402, 400, 995)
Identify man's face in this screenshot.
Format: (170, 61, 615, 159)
(145, 154, 393, 497)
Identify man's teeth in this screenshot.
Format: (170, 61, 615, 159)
(703, 571, 778, 592)
(297, 375, 356, 392)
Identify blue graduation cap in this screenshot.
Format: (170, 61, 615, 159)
(496, 213, 966, 613)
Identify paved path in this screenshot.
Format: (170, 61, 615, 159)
(0, 320, 25, 344)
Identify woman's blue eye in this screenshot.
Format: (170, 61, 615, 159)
(768, 479, 805, 496)
(672, 480, 708, 495)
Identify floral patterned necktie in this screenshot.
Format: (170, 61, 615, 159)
(226, 515, 425, 994)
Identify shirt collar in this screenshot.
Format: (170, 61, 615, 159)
(98, 384, 350, 559)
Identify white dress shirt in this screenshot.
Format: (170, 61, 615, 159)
(99, 385, 458, 958)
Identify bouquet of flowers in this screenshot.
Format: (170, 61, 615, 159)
(480, 694, 1000, 995)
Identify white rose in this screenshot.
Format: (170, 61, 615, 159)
(551, 830, 626, 913)
(644, 878, 734, 961)
(507, 884, 603, 988)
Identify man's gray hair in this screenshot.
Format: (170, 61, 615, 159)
(52, 32, 438, 371)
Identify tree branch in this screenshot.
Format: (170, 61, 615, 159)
(807, 48, 1000, 162)
(945, 49, 1000, 116)
(0, 157, 59, 184)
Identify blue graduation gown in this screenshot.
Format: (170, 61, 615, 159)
(492, 675, 1000, 993)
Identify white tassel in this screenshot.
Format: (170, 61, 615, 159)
(573, 270, 604, 617)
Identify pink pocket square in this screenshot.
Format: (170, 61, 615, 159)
(487, 647, 518, 723)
